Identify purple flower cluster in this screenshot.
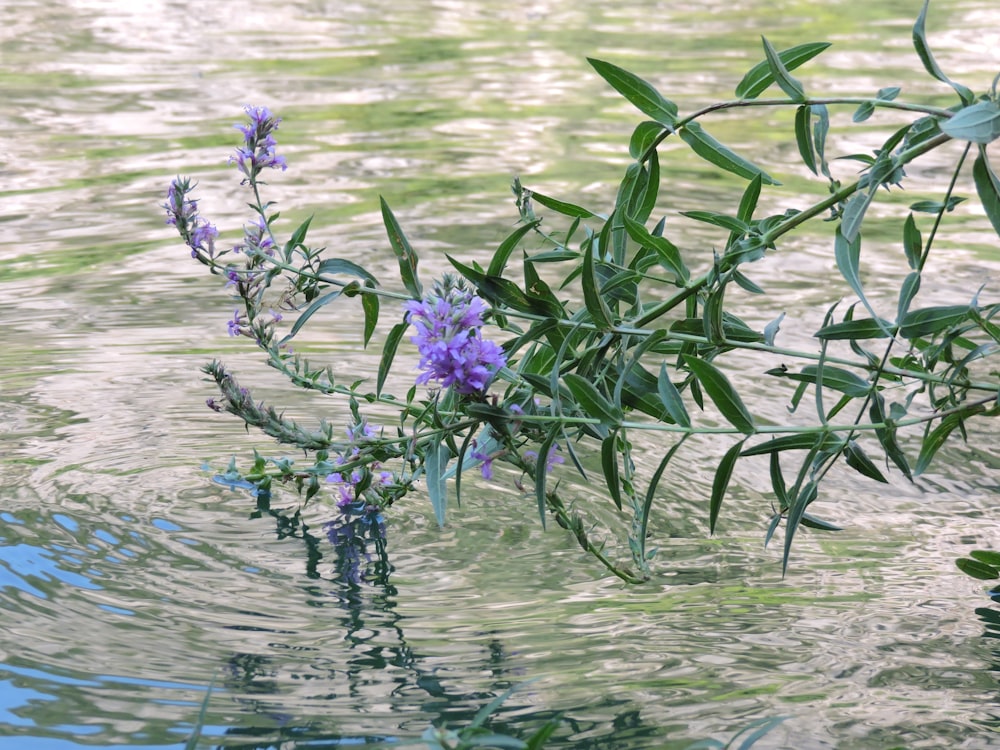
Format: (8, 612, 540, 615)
(230, 105, 287, 183)
(164, 178, 219, 259)
(404, 283, 506, 395)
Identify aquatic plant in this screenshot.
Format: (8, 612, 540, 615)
(167, 1, 999, 584)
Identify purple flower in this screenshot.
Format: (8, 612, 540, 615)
(230, 105, 287, 183)
(404, 282, 506, 395)
(525, 444, 565, 473)
(227, 309, 244, 337)
(164, 178, 219, 258)
(470, 440, 495, 479)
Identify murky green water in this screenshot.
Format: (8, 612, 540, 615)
(2, 1, 1000, 748)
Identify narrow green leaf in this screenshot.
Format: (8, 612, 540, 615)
(282, 288, 341, 343)
(681, 210, 749, 234)
(679, 122, 779, 185)
(799, 513, 843, 532)
(630, 121, 666, 160)
(735, 41, 831, 100)
(813, 104, 832, 179)
(361, 286, 379, 347)
(587, 58, 678, 126)
(682, 355, 756, 435)
(529, 190, 596, 219)
(657, 363, 691, 428)
(488, 219, 542, 277)
(973, 147, 1000, 239)
(844, 440, 889, 483)
(783, 481, 818, 574)
(877, 86, 901, 101)
(768, 364, 871, 398)
(957, 558, 1000, 580)
(941, 101, 1000, 144)
(839, 195, 872, 246)
(284, 215, 313, 257)
(380, 197, 421, 298)
(908, 197, 966, 214)
(425, 439, 450, 526)
(315, 258, 378, 284)
(761, 36, 806, 102)
(815, 318, 893, 340)
(914, 413, 963, 476)
(601, 433, 622, 511)
(581, 242, 615, 329)
(736, 173, 764, 226)
(641, 436, 690, 546)
(896, 272, 922, 326)
(769, 452, 788, 508)
(622, 215, 689, 281)
(534, 426, 560, 528)
(899, 305, 972, 338)
(377, 321, 408, 397)
(741, 432, 839, 456)
(710, 440, 745, 534)
(794, 105, 817, 174)
(912, 0, 974, 104)
(564, 373, 623, 425)
(902, 213, 922, 270)
(870, 397, 912, 481)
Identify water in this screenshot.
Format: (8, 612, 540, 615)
(2, 0, 1000, 747)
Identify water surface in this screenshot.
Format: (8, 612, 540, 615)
(2, 1, 1000, 748)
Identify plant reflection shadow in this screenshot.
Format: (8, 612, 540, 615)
(209, 491, 665, 749)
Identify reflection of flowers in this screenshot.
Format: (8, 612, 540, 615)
(324, 503, 387, 585)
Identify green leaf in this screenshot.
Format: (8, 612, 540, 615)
(682, 355, 755, 435)
(956, 558, 1000, 580)
(783, 481, 818, 575)
(534, 426, 560, 528)
(912, 0, 974, 105)
(908, 197, 966, 214)
(488, 219, 542, 277)
(658, 363, 691, 429)
(587, 58, 678, 126)
(380, 197, 421, 298)
(735, 42, 831, 100)
(679, 122, 779, 185)
(622, 215, 689, 281)
(852, 101, 875, 123)
(425, 438, 450, 526)
(564, 373, 623, 426)
(282, 288, 341, 343)
(761, 36, 806, 102)
(601, 433, 622, 511)
(877, 86, 901, 101)
(741, 432, 840, 457)
(870, 397, 912, 481)
(361, 286, 379, 347)
(941, 100, 1000, 144)
(815, 318, 893, 340)
(736, 174, 764, 225)
(681, 210, 749, 234)
(710, 440, 745, 534)
(284, 215, 313, 256)
(630, 120, 666, 159)
(581, 242, 615, 329)
(377, 321, 408, 397)
(794, 105, 818, 174)
(914, 412, 967, 476)
(799, 513, 843, 532)
(768, 364, 871, 398)
(899, 305, 972, 338)
(315, 258, 378, 284)
(769, 452, 788, 507)
(973, 147, 1000, 240)
(896, 272, 921, 326)
(971, 550, 1000, 566)
(844, 440, 889, 483)
(902, 213, 922, 270)
(528, 190, 595, 219)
